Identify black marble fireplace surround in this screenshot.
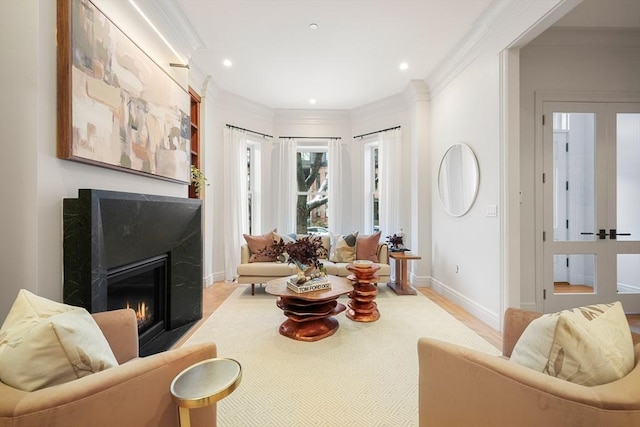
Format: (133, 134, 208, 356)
(63, 189, 202, 356)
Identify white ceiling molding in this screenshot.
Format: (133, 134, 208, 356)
(426, 0, 515, 96)
(426, 0, 578, 98)
(133, 0, 206, 62)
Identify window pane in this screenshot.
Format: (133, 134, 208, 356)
(373, 147, 379, 232)
(296, 151, 328, 234)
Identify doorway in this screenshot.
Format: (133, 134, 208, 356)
(541, 101, 640, 313)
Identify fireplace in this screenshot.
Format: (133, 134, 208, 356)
(63, 189, 202, 356)
(107, 255, 168, 349)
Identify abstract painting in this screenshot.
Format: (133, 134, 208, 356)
(57, 0, 190, 183)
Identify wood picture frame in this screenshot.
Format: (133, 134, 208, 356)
(57, 0, 190, 183)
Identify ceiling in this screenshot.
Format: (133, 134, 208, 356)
(176, 0, 640, 111)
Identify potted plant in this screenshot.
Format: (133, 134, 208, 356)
(190, 165, 208, 195)
(260, 235, 328, 283)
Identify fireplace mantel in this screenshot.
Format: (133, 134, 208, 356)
(63, 189, 203, 355)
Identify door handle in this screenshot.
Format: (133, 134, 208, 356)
(580, 230, 607, 239)
(609, 229, 631, 240)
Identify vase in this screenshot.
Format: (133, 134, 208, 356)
(291, 260, 324, 284)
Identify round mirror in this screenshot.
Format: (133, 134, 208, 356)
(438, 143, 479, 217)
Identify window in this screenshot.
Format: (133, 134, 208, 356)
(296, 148, 328, 234)
(364, 141, 379, 233)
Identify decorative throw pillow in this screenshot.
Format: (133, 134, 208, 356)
(0, 289, 119, 391)
(510, 302, 634, 386)
(329, 232, 359, 263)
(243, 229, 277, 262)
(356, 231, 381, 262)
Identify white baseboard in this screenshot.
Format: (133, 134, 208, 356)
(203, 274, 214, 287)
(410, 273, 430, 287)
(430, 277, 500, 330)
(212, 271, 226, 284)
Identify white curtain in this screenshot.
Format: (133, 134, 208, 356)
(327, 139, 343, 233)
(223, 127, 248, 282)
(277, 138, 297, 233)
(378, 128, 402, 239)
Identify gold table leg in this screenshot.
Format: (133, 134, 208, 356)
(178, 406, 191, 427)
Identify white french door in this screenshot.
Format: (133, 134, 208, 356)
(542, 101, 640, 313)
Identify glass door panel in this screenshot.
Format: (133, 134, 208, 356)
(616, 113, 639, 243)
(618, 254, 640, 294)
(553, 254, 595, 294)
(552, 113, 596, 243)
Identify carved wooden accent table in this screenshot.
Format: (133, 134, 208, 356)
(345, 263, 381, 322)
(265, 275, 353, 341)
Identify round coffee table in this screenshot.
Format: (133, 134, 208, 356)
(265, 275, 353, 341)
(170, 358, 242, 427)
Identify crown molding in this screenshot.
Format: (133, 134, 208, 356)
(133, 0, 206, 62)
(426, 0, 579, 97)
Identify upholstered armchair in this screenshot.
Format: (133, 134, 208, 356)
(0, 309, 217, 427)
(418, 308, 640, 427)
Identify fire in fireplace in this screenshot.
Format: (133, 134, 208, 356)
(107, 255, 167, 350)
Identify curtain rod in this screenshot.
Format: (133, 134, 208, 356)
(353, 125, 401, 139)
(226, 124, 273, 139)
(279, 136, 341, 140)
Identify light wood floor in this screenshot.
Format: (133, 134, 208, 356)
(174, 283, 640, 350)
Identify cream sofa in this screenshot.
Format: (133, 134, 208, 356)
(0, 309, 217, 427)
(237, 234, 391, 295)
(418, 307, 640, 427)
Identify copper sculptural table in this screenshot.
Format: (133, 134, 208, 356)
(346, 263, 381, 322)
(265, 275, 353, 341)
(387, 252, 421, 295)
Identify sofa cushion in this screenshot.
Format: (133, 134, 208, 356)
(244, 229, 277, 262)
(329, 232, 358, 263)
(510, 301, 634, 386)
(0, 289, 119, 391)
(237, 261, 296, 276)
(356, 231, 381, 262)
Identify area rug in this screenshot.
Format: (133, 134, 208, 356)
(183, 285, 500, 426)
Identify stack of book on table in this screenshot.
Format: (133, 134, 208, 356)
(287, 275, 331, 293)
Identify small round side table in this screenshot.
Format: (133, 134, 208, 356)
(170, 358, 242, 427)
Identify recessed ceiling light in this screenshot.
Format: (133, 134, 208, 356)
(309, 23, 318, 30)
(223, 59, 232, 67)
(309, 98, 317, 105)
(399, 62, 409, 71)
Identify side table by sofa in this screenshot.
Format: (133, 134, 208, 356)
(387, 252, 421, 295)
(170, 358, 242, 427)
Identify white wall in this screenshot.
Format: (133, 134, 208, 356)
(0, 0, 189, 321)
(519, 27, 640, 310)
(430, 52, 502, 327)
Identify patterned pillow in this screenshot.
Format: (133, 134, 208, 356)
(329, 232, 359, 263)
(510, 302, 634, 386)
(243, 229, 277, 262)
(0, 290, 118, 391)
(356, 231, 381, 262)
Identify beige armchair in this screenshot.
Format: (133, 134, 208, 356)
(0, 309, 217, 427)
(418, 308, 640, 427)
